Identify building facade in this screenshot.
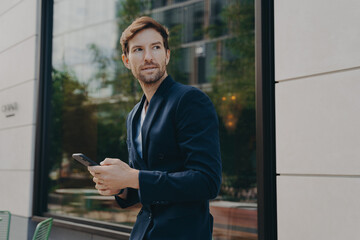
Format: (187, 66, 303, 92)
(0, 0, 359, 239)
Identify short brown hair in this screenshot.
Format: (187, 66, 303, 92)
(120, 16, 170, 56)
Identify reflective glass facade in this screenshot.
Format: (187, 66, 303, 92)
(47, 0, 256, 239)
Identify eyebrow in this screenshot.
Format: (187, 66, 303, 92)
(151, 41, 162, 46)
(130, 41, 163, 50)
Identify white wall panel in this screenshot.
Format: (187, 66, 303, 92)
(0, 0, 37, 53)
(277, 176, 360, 240)
(0, 80, 37, 130)
(0, 36, 37, 90)
(275, 0, 360, 81)
(0, 0, 39, 223)
(0, 0, 22, 16)
(0, 170, 33, 217)
(0, 125, 35, 170)
(276, 69, 360, 175)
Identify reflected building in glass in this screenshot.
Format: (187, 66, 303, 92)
(48, 0, 256, 239)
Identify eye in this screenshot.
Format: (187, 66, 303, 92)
(153, 45, 161, 50)
(133, 48, 142, 52)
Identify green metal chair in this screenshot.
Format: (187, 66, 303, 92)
(0, 211, 11, 240)
(32, 218, 53, 240)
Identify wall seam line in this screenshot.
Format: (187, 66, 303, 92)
(0, 169, 34, 172)
(276, 65, 360, 83)
(0, 78, 36, 93)
(0, 0, 24, 18)
(0, 34, 37, 55)
(278, 173, 360, 178)
(0, 123, 36, 132)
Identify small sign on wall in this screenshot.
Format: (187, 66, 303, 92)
(1, 102, 18, 118)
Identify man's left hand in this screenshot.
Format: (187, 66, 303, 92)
(88, 158, 139, 196)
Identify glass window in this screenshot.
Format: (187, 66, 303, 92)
(47, 0, 256, 239)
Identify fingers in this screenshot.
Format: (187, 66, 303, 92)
(92, 176, 103, 184)
(98, 189, 113, 196)
(101, 188, 122, 196)
(101, 158, 121, 166)
(88, 166, 96, 172)
(88, 166, 102, 176)
(95, 183, 108, 190)
(94, 178, 110, 193)
(96, 187, 119, 196)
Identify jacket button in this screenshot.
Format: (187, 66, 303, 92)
(149, 213, 152, 219)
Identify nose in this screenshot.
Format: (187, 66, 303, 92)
(144, 48, 153, 62)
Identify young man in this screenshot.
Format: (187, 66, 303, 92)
(88, 16, 222, 239)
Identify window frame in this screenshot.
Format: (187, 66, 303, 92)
(255, 0, 277, 239)
(34, 0, 277, 239)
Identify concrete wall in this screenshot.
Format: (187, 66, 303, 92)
(0, 0, 40, 238)
(275, 0, 360, 239)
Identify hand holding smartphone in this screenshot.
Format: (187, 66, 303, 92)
(72, 153, 99, 166)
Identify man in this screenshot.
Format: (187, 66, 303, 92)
(88, 16, 222, 239)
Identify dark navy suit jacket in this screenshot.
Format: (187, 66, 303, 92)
(115, 76, 222, 239)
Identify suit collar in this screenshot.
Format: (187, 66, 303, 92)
(141, 75, 175, 164)
(150, 75, 175, 100)
(134, 75, 174, 113)
(130, 75, 175, 168)
(129, 97, 147, 169)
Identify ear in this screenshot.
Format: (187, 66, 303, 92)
(165, 49, 170, 65)
(122, 54, 131, 69)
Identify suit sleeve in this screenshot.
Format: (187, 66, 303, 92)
(138, 89, 222, 205)
(115, 188, 140, 208)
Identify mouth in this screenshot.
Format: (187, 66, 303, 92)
(141, 65, 158, 71)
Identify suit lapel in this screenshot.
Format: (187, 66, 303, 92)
(141, 76, 175, 164)
(130, 95, 148, 170)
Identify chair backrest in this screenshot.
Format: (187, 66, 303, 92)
(0, 211, 11, 240)
(32, 218, 53, 240)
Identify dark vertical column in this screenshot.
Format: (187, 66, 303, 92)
(255, 0, 277, 239)
(33, 0, 54, 216)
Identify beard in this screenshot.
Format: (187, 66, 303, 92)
(133, 61, 167, 85)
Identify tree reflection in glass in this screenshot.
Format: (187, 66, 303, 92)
(48, 0, 257, 239)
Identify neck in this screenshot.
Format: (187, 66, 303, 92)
(139, 72, 168, 102)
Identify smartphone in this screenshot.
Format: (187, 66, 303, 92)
(72, 153, 99, 166)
